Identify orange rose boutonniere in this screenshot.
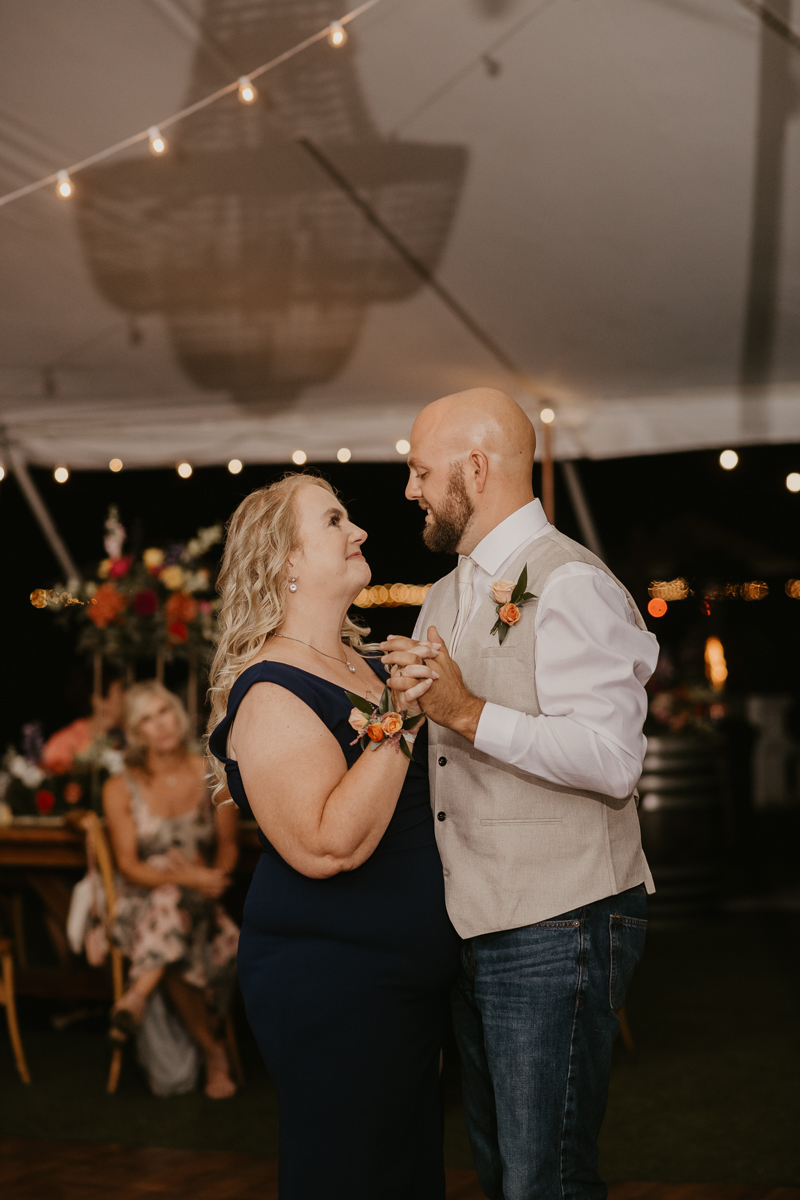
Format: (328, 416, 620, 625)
(489, 565, 535, 644)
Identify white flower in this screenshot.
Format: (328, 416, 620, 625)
(182, 568, 210, 594)
(100, 748, 125, 776)
(7, 753, 45, 789)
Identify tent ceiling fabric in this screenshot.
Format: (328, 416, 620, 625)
(1, 0, 800, 466)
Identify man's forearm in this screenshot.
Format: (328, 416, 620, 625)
(426, 691, 486, 743)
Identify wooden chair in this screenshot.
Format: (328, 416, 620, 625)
(0, 936, 31, 1083)
(73, 811, 243, 1094)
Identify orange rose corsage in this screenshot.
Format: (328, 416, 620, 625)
(489, 565, 535, 644)
(346, 684, 423, 760)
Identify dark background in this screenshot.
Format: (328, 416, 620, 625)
(2, 442, 799, 742)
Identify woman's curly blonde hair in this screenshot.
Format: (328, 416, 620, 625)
(206, 472, 369, 793)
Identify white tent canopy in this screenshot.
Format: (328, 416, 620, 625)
(2, 0, 800, 468)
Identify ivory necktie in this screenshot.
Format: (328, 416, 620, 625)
(449, 556, 476, 654)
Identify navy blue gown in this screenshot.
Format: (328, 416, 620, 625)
(208, 657, 460, 1199)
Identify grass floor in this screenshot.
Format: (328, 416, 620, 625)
(1, 915, 798, 1185)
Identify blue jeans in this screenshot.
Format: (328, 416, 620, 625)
(451, 885, 647, 1200)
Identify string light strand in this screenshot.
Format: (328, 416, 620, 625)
(0, 0, 384, 211)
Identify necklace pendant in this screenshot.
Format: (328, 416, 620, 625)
(347, 662, 356, 673)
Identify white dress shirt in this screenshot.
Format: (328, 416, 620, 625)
(414, 500, 659, 800)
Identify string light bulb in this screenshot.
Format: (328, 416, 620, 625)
(787, 472, 800, 493)
(540, 408, 555, 425)
(328, 20, 347, 46)
(54, 466, 69, 483)
(292, 450, 307, 466)
(395, 439, 410, 455)
(238, 76, 257, 104)
(720, 449, 738, 470)
(56, 170, 72, 199)
(337, 448, 351, 462)
(148, 126, 167, 155)
(177, 462, 193, 479)
(0, 465, 5, 482)
(227, 458, 243, 474)
(109, 458, 123, 473)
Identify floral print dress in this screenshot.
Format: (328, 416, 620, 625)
(111, 773, 239, 1007)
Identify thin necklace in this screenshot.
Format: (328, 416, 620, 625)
(275, 634, 357, 674)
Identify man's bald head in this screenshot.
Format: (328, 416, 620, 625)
(411, 388, 536, 482)
(406, 387, 538, 556)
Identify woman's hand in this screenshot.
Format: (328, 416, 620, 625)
(171, 854, 230, 898)
(381, 637, 441, 716)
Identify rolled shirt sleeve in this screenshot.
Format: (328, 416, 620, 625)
(473, 564, 659, 799)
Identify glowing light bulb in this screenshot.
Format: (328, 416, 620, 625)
(647, 598, 667, 618)
(228, 458, 243, 474)
(337, 447, 351, 463)
(238, 76, 257, 104)
(704, 636, 728, 691)
(56, 170, 72, 199)
(540, 408, 555, 425)
(109, 458, 123, 473)
(327, 20, 347, 47)
(292, 450, 307, 466)
(719, 449, 738, 470)
(395, 439, 410, 455)
(787, 472, 800, 493)
(54, 466, 69, 483)
(148, 126, 167, 155)
(0, 465, 5, 482)
(177, 462, 193, 479)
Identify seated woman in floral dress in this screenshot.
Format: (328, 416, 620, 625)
(103, 680, 240, 1099)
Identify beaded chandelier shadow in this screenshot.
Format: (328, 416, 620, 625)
(74, 0, 468, 411)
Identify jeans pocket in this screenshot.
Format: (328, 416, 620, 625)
(609, 914, 647, 1012)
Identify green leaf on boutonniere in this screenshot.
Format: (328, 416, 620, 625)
(404, 712, 424, 728)
(497, 622, 510, 644)
(345, 691, 374, 715)
(519, 592, 535, 603)
(399, 736, 414, 761)
(489, 618, 502, 636)
(511, 565, 528, 605)
(378, 684, 391, 715)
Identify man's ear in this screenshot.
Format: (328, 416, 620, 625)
(468, 449, 489, 494)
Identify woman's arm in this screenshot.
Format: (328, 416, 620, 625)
(103, 775, 229, 897)
(230, 682, 427, 879)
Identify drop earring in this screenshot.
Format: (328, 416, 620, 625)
(288, 576, 298, 593)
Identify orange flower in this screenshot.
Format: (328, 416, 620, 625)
(498, 602, 521, 627)
(366, 723, 385, 742)
(165, 591, 198, 624)
(381, 712, 403, 735)
(64, 781, 83, 805)
(88, 582, 125, 628)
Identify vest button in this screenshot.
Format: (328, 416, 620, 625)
(437, 812, 446, 822)
(438, 756, 447, 767)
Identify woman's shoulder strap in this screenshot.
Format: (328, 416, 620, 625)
(208, 661, 332, 763)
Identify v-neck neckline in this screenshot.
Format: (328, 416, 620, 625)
(233, 656, 386, 709)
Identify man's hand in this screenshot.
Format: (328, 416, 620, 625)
(381, 629, 485, 743)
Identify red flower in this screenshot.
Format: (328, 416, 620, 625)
(35, 789, 56, 815)
(168, 620, 188, 643)
(109, 555, 133, 579)
(134, 588, 158, 616)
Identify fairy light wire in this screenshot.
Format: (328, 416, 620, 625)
(0, 0, 384, 211)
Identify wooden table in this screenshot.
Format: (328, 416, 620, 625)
(0, 817, 262, 997)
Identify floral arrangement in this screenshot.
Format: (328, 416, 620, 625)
(32, 507, 223, 665)
(489, 566, 536, 644)
(347, 685, 423, 761)
(0, 721, 124, 821)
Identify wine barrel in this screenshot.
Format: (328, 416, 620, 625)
(637, 736, 725, 919)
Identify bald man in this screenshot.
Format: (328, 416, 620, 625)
(383, 388, 658, 1200)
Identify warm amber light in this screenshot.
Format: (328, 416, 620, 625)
(148, 126, 167, 155)
(647, 598, 667, 618)
(787, 472, 800, 493)
(54, 466, 69, 483)
(292, 450, 307, 465)
(719, 449, 738, 470)
(56, 170, 72, 198)
(742, 581, 768, 601)
(786, 579, 800, 599)
(109, 458, 123, 473)
(227, 458, 243, 474)
(649, 578, 689, 602)
(177, 462, 193, 479)
(395, 439, 410, 455)
(540, 408, 555, 425)
(328, 20, 347, 46)
(238, 76, 257, 103)
(0, 465, 5, 482)
(337, 448, 352, 463)
(704, 637, 728, 691)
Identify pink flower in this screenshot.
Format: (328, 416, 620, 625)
(199, 600, 212, 616)
(109, 555, 133, 579)
(490, 579, 515, 605)
(348, 708, 370, 732)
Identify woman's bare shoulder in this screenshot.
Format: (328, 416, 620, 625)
(103, 771, 132, 809)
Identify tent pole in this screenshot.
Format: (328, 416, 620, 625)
(560, 461, 604, 560)
(541, 422, 555, 525)
(4, 443, 81, 584)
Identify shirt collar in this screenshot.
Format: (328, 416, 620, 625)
(463, 499, 551, 577)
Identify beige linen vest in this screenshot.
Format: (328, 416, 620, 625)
(424, 528, 654, 939)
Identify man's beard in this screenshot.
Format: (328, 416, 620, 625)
(422, 464, 475, 554)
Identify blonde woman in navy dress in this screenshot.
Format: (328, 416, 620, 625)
(207, 474, 459, 1200)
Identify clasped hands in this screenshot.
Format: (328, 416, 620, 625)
(380, 627, 486, 744)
